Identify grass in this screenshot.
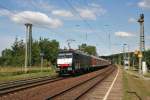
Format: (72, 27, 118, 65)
(144, 72, 150, 77)
(0, 66, 57, 83)
(129, 66, 150, 78)
(123, 70, 150, 100)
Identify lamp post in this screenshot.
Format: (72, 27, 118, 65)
(104, 25, 111, 55)
(40, 52, 44, 72)
(112, 43, 122, 65)
(76, 24, 87, 44)
(66, 39, 75, 50)
(123, 43, 128, 69)
(127, 45, 130, 68)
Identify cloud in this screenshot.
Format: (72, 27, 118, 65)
(128, 17, 136, 23)
(76, 4, 106, 20)
(138, 0, 150, 9)
(115, 31, 134, 37)
(52, 10, 73, 17)
(29, 0, 55, 12)
(0, 9, 63, 28)
(0, 9, 12, 16)
(77, 9, 96, 20)
(14, 0, 55, 12)
(6, 10, 62, 28)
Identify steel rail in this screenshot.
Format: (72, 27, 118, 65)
(0, 76, 54, 87)
(75, 66, 116, 100)
(0, 76, 65, 96)
(46, 65, 115, 100)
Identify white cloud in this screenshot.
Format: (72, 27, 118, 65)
(0, 9, 12, 16)
(30, 0, 55, 12)
(138, 0, 150, 9)
(76, 4, 106, 20)
(14, 0, 55, 12)
(128, 17, 136, 23)
(115, 31, 134, 37)
(77, 9, 96, 20)
(0, 9, 63, 28)
(10, 11, 62, 28)
(52, 10, 73, 17)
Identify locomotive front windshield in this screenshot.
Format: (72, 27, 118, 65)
(58, 53, 73, 59)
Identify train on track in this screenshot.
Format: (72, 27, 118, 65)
(56, 50, 111, 76)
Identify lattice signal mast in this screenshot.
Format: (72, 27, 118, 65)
(138, 14, 145, 52)
(137, 14, 145, 74)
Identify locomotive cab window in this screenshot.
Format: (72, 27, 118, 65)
(58, 53, 73, 59)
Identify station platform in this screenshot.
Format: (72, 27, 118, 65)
(79, 66, 123, 100)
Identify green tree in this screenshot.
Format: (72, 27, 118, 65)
(39, 38, 59, 65)
(79, 43, 97, 56)
(1, 48, 13, 66)
(11, 38, 25, 66)
(32, 40, 40, 66)
(0, 38, 25, 66)
(0, 37, 59, 67)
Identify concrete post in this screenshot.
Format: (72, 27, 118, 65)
(25, 23, 32, 72)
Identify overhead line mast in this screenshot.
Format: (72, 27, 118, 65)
(64, 0, 107, 53)
(65, 0, 94, 33)
(25, 23, 32, 72)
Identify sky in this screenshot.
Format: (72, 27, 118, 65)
(0, 0, 150, 56)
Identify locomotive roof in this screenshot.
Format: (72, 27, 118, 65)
(59, 49, 107, 61)
(58, 50, 110, 63)
(59, 49, 89, 56)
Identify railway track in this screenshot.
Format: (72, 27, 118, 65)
(0, 76, 64, 96)
(46, 65, 116, 100)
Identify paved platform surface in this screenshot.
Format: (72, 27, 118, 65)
(79, 66, 123, 100)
